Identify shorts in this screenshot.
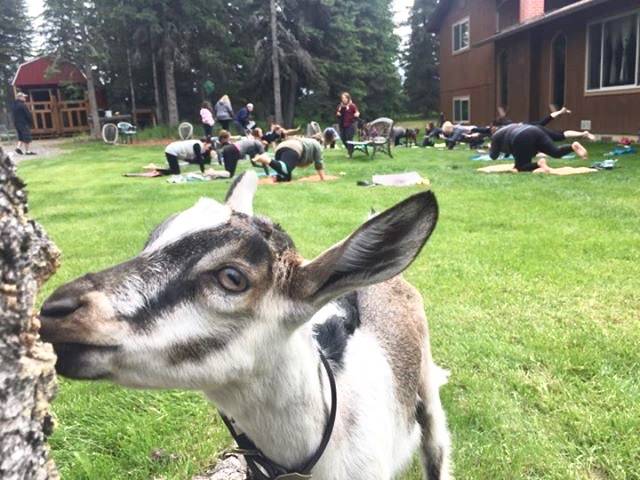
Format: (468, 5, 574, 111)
(17, 125, 32, 143)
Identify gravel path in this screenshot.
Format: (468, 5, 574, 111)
(0, 138, 71, 164)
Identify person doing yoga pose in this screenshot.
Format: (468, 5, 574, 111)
(489, 105, 596, 172)
(160, 138, 214, 175)
(489, 123, 590, 173)
(253, 137, 326, 182)
(218, 130, 265, 177)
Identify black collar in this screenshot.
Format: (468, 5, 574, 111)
(219, 350, 338, 480)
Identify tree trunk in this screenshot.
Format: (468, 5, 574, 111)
(284, 73, 297, 128)
(0, 147, 61, 480)
(151, 49, 164, 125)
(270, 0, 283, 125)
(193, 453, 248, 480)
(126, 48, 137, 122)
(84, 64, 101, 139)
(162, 40, 179, 127)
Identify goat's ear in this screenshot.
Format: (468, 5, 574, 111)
(225, 171, 258, 215)
(293, 191, 438, 307)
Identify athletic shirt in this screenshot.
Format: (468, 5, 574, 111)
(165, 140, 204, 160)
(234, 138, 265, 159)
(200, 108, 214, 126)
(324, 127, 338, 138)
(337, 103, 358, 129)
(490, 124, 533, 158)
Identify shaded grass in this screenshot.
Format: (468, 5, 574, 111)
(18, 139, 640, 479)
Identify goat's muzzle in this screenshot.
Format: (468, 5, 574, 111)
(40, 274, 124, 379)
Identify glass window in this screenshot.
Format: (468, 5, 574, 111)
(453, 19, 470, 53)
(453, 97, 470, 123)
(587, 12, 639, 90)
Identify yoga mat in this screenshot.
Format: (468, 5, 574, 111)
(477, 164, 598, 175)
(124, 171, 162, 178)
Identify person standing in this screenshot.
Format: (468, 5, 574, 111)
(200, 101, 215, 137)
(336, 92, 359, 157)
(12, 92, 35, 155)
(235, 103, 254, 134)
(215, 95, 234, 131)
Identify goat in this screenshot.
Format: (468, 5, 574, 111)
(39, 171, 452, 480)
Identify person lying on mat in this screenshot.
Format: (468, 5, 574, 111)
(253, 137, 326, 182)
(489, 123, 589, 173)
(218, 130, 265, 177)
(261, 123, 301, 150)
(160, 138, 214, 175)
(441, 122, 488, 149)
(489, 106, 590, 137)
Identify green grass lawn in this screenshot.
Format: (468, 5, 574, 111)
(18, 139, 640, 479)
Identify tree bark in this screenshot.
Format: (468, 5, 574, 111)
(84, 64, 101, 139)
(151, 49, 164, 125)
(163, 39, 179, 127)
(270, 0, 283, 125)
(284, 72, 298, 128)
(126, 48, 137, 123)
(193, 453, 249, 480)
(0, 147, 61, 480)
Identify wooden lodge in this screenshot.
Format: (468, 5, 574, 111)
(11, 57, 95, 138)
(429, 0, 640, 137)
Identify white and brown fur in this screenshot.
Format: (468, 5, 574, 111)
(40, 171, 452, 480)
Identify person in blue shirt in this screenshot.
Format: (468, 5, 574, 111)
(235, 103, 254, 134)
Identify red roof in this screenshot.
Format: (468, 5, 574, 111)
(12, 57, 87, 87)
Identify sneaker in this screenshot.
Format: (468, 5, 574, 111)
(25, 151, 37, 155)
(15, 148, 23, 154)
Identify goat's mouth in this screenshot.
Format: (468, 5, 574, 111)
(51, 342, 119, 380)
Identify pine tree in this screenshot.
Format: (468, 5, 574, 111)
(403, 0, 440, 116)
(0, 0, 32, 126)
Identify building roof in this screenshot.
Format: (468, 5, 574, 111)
(476, 0, 607, 46)
(427, 0, 452, 33)
(12, 57, 87, 88)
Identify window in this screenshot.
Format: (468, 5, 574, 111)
(586, 11, 639, 91)
(453, 97, 470, 123)
(551, 34, 566, 107)
(498, 51, 509, 107)
(453, 18, 470, 53)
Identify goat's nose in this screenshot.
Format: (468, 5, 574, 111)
(40, 296, 83, 318)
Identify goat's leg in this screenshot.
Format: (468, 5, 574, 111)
(417, 355, 453, 480)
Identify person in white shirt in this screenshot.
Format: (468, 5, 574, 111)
(161, 138, 214, 175)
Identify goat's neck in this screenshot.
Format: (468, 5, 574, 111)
(206, 324, 329, 469)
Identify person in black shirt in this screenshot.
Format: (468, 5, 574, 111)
(12, 92, 35, 155)
(490, 124, 589, 172)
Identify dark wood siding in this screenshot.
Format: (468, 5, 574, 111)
(498, 0, 520, 31)
(438, 0, 497, 125)
(535, 0, 640, 134)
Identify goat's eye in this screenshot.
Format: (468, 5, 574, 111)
(216, 267, 249, 293)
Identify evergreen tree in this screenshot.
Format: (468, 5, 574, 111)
(41, 0, 106, 138)
(403, 0, 440, 116)
(0, 0, 32, 126)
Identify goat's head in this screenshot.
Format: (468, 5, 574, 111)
(40, 171, 438, 390)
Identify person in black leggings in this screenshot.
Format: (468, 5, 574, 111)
(490, 124, 588, 172)
(253, 138, 325, 182)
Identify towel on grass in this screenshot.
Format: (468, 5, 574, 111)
(372, 171, 430, 186)
(606, 146, 636, 156)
